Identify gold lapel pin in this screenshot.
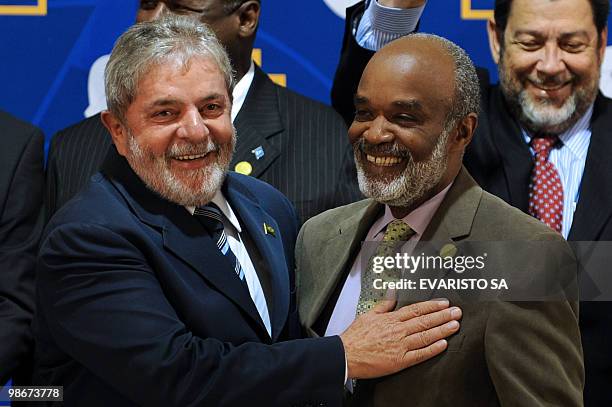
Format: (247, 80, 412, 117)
(439, 243, 457, 258)
(263, 223, 276, 237)
(234, 161, 253, 176)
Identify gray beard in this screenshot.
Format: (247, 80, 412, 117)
(125, 128, 235, 207)
(354, 130, 449, 208)
(498, 59, 598, 135)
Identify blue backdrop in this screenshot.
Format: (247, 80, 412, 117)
(2, 0, 612, 152)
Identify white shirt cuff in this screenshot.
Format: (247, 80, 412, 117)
(356, 0, 427, 51)
(345, 355, 349, 384)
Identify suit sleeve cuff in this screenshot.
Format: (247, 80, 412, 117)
(356, 0, 426, 51)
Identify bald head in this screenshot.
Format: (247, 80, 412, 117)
(364, 34, 480, 130)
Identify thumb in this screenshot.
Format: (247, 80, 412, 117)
(372, 296, 397, 314)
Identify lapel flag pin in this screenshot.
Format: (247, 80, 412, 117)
(439, 243, 458, 258)
(252, 146, 265, 160)
(234, 161, 253, 175)
(263, 223, 276, 237)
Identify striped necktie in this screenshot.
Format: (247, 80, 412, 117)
(194, 203, 247, 285)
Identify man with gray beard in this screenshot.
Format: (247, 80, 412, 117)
(333, 2, 612, 402)
(297, 33, 583, 406)
(33, 16, 465, 406)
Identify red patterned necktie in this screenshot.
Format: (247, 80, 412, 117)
(528, 136, 563, 233)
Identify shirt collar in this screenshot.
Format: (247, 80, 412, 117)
(231, 61, 255, 122)
(185, 190, 242, 233)
(372, 182, 453, 238)
(521, 104, 593, 161)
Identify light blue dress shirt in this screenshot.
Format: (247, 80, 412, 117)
(356, 0, 426, 51)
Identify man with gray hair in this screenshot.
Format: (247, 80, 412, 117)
(46, 0, 361, 225)
(297, 33, 583, 406)
(33, 16, 463, 406)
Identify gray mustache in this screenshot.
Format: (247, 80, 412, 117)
(355, 138, 410, 158)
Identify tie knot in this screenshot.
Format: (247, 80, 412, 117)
(530, 136, 560, 157)
(193, 203, 224, 233)
(382, 219, 414, 242)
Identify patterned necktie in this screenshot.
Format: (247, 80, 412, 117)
(356, 219, 415, 315)
(194, 203, 247, 285)
(528, 136, 564, 233)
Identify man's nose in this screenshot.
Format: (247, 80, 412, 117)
(536, 43, 567, 78)
(364, 115, 394, 144)
(176, 108, 209, 141)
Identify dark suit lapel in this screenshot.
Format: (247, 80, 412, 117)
(102, 149, 268, 338)
(231, 66, 282, 178)
(224, 174, 289, 341)
(487, 86, 533, 211)
(160, 207, 269, 337)
(569, 94, 612, 240)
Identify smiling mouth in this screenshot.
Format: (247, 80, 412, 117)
(173, 152, 209, 161)
(535, 84, 567, 91)
(365, 154, 404, 166)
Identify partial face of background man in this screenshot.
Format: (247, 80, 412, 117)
(488, 0, 607, 135)
(103, 55, 235, 207)
(349, 37, 476, 215)
(136, 0, 258, 78)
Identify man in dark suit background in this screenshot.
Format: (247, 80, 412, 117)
(299, 33, 583, 406)
(46, 0, 361, 224)
(332, 1, 612, 404)
(0, 110, 44, 386)
(34, 16, 463, 405)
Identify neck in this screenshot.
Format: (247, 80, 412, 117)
(233, 48, 254, 83)
(388, 166, 459, 219)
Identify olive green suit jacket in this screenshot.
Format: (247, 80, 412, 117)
(296, 168, 584, 407)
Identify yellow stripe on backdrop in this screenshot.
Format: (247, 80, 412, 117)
(252, 48, 287, 87)
(0, 0, 47, 16)
(460, 0, 493, 20)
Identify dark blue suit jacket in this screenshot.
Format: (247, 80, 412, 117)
(34, 148, 344, 406)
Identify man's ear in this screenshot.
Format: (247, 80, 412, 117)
(101, 111, 129, 157)
(237, 1, 260, 38)
(598, 26, 608, 63)
(448, 113, 478, 152)
(487, 17, 502, 65)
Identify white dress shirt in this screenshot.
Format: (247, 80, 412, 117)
(186, 190, 272, 337)
(231, 61, 255, 122)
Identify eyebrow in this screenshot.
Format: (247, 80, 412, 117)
(354, 95, 368, 106)
(145, 93, 227, 110)
(392, 99, 425, 112)
(514, 29, 590, 39)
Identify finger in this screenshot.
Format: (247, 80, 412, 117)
(394, 299, 450, 321)
(403, 307, 462, 336)
(406, 320, 460, 350)
(372, 297, 397, 314)
(402, 339, 448, 368)
(384, 288, 398, 301)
